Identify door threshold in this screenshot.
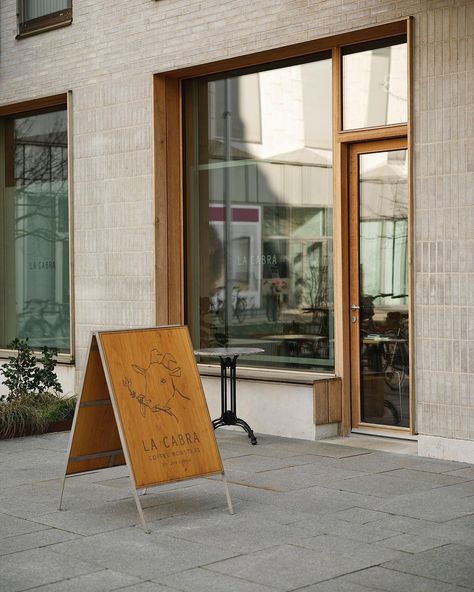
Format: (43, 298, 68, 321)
(322, 432, 418, 455)
(352, 427, 418, 441)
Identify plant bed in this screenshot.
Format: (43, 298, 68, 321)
(45, 419, 73, 434)
(0, 391, 76, 439)
(0, 339, 76, 439)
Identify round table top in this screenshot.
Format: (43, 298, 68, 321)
(194, 347, 264, 358)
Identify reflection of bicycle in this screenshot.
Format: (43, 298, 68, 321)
(18, 299, 69, 347)
(380, 325, 408, 392)
(232, 287, 247, 323)
(208, 286, 247, 324)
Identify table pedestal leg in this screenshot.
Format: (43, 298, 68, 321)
(212, 356, 258, 445)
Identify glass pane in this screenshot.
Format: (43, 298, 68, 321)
(185, 56, 335, 372)
(358, 149, 409, 427)
(343, 38, 407, 130)
(24, 0, 70, 21)
(0, 110, 69, 352)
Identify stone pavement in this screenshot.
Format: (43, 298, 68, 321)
(1, 430, 474, 592)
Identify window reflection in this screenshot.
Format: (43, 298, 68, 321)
(343, 37, 407, 130)
(0, 109, 70, 352)
(358, 150, 409, 427)
(185, 56, 335, 372)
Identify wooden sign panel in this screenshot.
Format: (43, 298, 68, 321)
(65, 336, 125, 476)
(65, 326, 223, 488)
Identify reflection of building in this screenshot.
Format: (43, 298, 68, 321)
(0, 2, 473, 463)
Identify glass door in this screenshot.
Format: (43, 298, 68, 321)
(349, 139, 411, 430)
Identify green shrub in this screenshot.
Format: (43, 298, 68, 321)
(1, 338, 62, 402)
(0, 339, 75, 438)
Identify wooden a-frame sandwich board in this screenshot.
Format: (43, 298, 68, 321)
(59, 326, 233, 533)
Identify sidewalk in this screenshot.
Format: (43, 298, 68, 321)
(1, 430, 474, 592)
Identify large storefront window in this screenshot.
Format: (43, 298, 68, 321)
(185, 56, 334, 372)
(0, 107, 70, 353)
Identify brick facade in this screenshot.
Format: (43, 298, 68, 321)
(1, 0, 473, 459)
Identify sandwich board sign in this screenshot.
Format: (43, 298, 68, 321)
(59, 326, 233, 532)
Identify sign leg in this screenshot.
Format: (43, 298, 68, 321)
(221, 472, 234, 515)
(132, 486, 150, 534)
(58, 474, 67, 510)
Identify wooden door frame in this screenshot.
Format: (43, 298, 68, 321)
(348, 138, 412, 434)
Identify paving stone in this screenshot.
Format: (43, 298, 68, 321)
(0, 528, 80, 556)
(331, 507, 391, 524)
(219, 453, 308, 473)
(433, 480, 474, 497)
(1, 430, 474, 591)
(376, 490, 474, 522)
(119, 583, 180, 592)
(334, 452, 418, 474)
(292, 515, 398, 543)
(446, 515, 474, 530)
(377, 533, 448, 553)
(409, 458, 472, 473)
(381, 544, 474, 589)
(244, 439, 372, 460)
(18, 569, 141, 592)
(48, 527, 240, 580)
(147, 508, 303, 553)
(264, 485, 386, 515)
(0, 547, 102, 592)
(225, 464, 366, 492)
(295, 534, 403, 565)
(346, 566, 469, 592)
(324, 473, 440, 498)
(205, 544, 367, 590)
(368, 515, 437, 533)
(159, 566, 279, 592)
(230, 498, 315, 525)
(294, 577, 377, 592)
(0, 512, 50, 538)
(379, 468, 470, 486)
(446, 468, 474, 479)
(415, 522, 474, 547)
(30, 504, 147, 536)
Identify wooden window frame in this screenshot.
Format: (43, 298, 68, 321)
(153, 18, 412, 434)
(17, 2, 72, 39)
(0, 93, 75, 363)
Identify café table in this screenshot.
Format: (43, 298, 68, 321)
(194, 347, 264, 445)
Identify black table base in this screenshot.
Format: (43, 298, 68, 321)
(212, 355, 257, 445)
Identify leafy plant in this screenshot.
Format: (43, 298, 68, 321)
(0, 338, 38, 400)
(37, 346, 63, 395)
(0, 339, 73, 438)
(0, 338, 62, 401)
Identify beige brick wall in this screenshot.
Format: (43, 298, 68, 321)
(1, 0, 473, 443)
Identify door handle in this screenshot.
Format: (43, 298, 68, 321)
(351, 304, 360, 310)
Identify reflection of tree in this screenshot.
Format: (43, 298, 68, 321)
(13, 113, 68, 245)
(306, 264, 328, 310)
